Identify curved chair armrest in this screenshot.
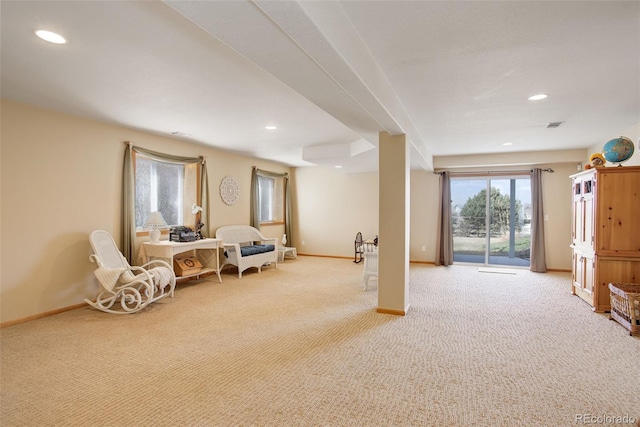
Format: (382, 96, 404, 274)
(115, 274, 153, 290)
(127, 265, 155, 282)
(89, 253, 103, 267)
(253, 228, 274, 241)
(132, 262, 176, 299)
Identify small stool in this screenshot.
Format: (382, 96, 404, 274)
(277, 247, 297, 263)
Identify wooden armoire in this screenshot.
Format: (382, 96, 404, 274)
(570, 165, 640, 312)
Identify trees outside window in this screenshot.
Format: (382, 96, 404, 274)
(458, 187, 523, 237)
(451, 176, 531, 267)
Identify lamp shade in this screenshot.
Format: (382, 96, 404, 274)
(144, 211, 167, 228)
(144, 211, 167, 243)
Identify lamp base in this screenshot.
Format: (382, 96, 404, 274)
(149, 228, 161, 243)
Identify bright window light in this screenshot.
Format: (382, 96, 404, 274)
(35, 30, 67, 44)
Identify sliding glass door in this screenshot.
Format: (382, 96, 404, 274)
(451, 176, 531, 267)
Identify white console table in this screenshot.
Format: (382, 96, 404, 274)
(139, 238, 222, 283)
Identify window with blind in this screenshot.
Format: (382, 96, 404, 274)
(257, 175, 284, 224)
(134, 154, 199, 229)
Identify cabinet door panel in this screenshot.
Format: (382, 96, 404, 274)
(582, 197, 594, 248)
(571, 173, 595, 250)
(572, 251, 595, 308)
(573, 252, 583, 289)
(596, 172, 640, 253)
(584, 256, 594, 294)
(572, 197, 581, 245)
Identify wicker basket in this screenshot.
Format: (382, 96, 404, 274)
(608, 282, 640, 336)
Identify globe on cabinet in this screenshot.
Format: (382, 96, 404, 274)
(602, 136, 635, 166)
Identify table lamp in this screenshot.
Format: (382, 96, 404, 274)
(144, 211, 167, 243)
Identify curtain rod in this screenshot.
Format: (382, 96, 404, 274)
(433, 168, 554, 175)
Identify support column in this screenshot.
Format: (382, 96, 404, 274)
(377, 132, 410, 315)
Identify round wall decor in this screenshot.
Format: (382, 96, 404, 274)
(219, 176, 240, 205)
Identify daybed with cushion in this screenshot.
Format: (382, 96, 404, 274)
(215, 225, 278, 278)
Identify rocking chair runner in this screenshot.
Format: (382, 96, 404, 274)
(85, 230, 176, 314)
(354, 232, 378, 263)
(354, 232, 364, 263)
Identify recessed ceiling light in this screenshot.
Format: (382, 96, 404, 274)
(265, 125, 277, 130)
(528, 93, 548, 101)
(503, 142, 513, 146)
(35, 30, 67, 44)
(334, 165, 343, 169)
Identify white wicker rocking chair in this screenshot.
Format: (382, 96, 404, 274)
(362, 250, 378, 291)
(85, 230, 176, 314)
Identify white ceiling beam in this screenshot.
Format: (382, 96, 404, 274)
(164, 0, 433, 170)
(164, 0, 380, 144)
(263, 0, 432, 170)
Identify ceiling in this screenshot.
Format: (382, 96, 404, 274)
(2, 1, 638, 173)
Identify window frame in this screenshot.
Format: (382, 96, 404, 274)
(133, 152, 202, 236)
(257, 175, 285, 226)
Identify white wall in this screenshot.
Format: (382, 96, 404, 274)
(0, 100, 288, 323)
(293, 161, 578, 270)
(291, 166, 379, 258)
(3, 98, 635, 324)
(410, 170, 440, 262)
(586, 123, 640, 167)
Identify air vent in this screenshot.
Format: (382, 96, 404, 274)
(547, 121, 565, 128)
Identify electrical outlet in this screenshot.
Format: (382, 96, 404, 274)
(301, 240, 306, 246)
(421, 245, 426, 251)
(544, 215, 549, 221)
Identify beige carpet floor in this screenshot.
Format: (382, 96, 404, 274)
(1, 256, 638, 426)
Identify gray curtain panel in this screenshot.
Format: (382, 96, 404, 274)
(530, 168, 547, 272)
(122, 144, 136, 264)
(435, 171, 454, 266)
